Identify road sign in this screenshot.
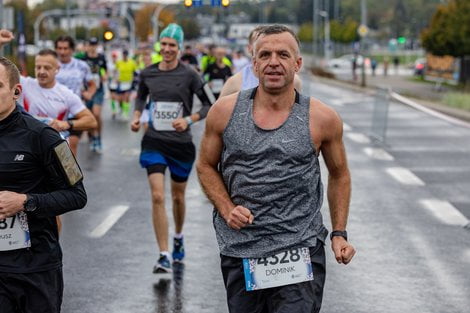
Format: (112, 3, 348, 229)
(193, 0, 203, 6)
(211, 0, 221, 6)
(358, 24, 369, 37)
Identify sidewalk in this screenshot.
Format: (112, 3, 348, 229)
(314, 68, 470, 123)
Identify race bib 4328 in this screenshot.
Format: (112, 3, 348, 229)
(243, 247, 313, 291)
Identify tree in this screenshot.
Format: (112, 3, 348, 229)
(134, 4, 175, 42)
(421, 0, 470, 84)
(297, 23, 313, 42)
(178, 18, 201, 40)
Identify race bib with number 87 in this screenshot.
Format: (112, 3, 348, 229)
(0, 212, 31, 251)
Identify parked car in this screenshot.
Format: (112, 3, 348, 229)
(328, 54, 364, 68)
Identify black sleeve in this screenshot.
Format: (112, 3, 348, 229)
(30, 127, 87, 218)
(135, 70, 150, 112)
(101, 55, 108, 71)
(192, 72, 215, 119)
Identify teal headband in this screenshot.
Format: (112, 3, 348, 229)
(159, 23, 184, 49)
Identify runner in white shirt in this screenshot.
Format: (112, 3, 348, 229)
(20, 49, 96, 136)
(55, 36, 97, 155)
(19, 48, 96, 233)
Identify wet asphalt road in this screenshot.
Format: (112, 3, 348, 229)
(60, 75, 470, 313)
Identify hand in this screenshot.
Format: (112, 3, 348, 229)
(48, 119, 70, 132)
(130, 118, 141, 132)
(0, 191, 27, 219)
(172, 118, 189, 132)
(225, 205, 254, 230)
(0, 29, 14, 46)
(81, 90, 94, 101)
(331, 236, 356, 265)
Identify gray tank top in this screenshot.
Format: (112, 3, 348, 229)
(241, 64, 259, 90)
(214, 88, 328, 258)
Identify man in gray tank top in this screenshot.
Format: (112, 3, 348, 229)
(197, 25, 355, 312)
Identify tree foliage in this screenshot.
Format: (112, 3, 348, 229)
(421, 0, 470, 57)
(134, 4, 175, 42)
(178, 18, 201, 40)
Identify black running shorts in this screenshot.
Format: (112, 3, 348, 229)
(0, 267, 63, 313)
(220, 243, 326, 313)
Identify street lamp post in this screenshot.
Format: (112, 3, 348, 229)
(152, 4, 167, 43)
(318, 10, 331, 66)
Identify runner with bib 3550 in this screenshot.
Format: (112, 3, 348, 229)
(131, 24, 215, 275)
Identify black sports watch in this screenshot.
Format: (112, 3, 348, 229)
(23, 194, 38, 212)
(330, 230, 348, 241)
(67, 120, 74, 130)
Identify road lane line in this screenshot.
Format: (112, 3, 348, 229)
(386, 167, 425, 186)
(343, 123, 352, 131)
(329, 99, 344, 107)
(363, 147, 394, 161)
(419, 199, 469, 227)
(346, 132, 370, 144)
(90, 205, 130, 238)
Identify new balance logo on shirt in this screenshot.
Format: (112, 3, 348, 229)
(14, 154, 24, 161)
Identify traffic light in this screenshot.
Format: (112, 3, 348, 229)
(222, 0, 230, 7)
(397, 36, 406, 45)
(103, 30, 114, 42)
(184, 0, 192, 7)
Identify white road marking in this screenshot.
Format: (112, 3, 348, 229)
(363, 147, 394, 161)
(419, 199, 469, 227)
(390, 146, 470, 152)
(90, 205, 130, 238)
(329, 99, 344, 107)
(465, 249, 470, 264)
(346, 132, 370, 144)
(120, 148, 140, 156)
(343, 123, 352, 131)
(386, 167, 425, 186)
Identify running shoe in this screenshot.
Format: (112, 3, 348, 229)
(172, 237, 185, 262)
(95, 137, 103, 154)
(153, 254, 172, 274)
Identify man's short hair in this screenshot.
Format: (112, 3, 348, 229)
(256, 24, 301, 49)
(37, 49, 58, 58)
(54, 35, 75, 50)
(0, 57, 20, 88)
(248, 25, 267, 45)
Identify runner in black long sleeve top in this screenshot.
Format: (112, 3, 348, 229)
(0, 105, 87, 273)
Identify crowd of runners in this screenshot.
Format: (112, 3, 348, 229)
(0, 23, 354, 313)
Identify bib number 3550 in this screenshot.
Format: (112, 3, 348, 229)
(242, 247, 313, 291)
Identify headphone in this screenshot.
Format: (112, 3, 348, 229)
(14, 89, 20, 96)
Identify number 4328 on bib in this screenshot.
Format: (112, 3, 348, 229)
(242, 247, 313, 291)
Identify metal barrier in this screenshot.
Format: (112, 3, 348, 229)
(370, 86, 391, 143)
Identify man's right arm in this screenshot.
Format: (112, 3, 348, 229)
(131, 72, 149, 132)
(196, 95, 254, 230)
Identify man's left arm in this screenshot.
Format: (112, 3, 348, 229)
(318, 104, 355, 265)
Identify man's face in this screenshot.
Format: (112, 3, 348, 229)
(87, 43, 98, 55)
(253, 32, 302, 93)
(55, 41, 73, 63)
(0, 64, 20, 120)
(160, 37, 179, 63)
(35, 54, 59, 88)
(214, 48, 226, 62)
